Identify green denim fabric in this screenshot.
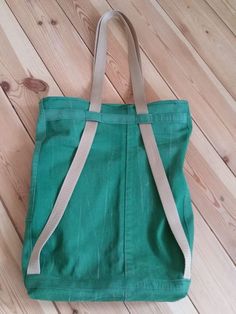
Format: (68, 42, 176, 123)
(22, 96, 194, 301)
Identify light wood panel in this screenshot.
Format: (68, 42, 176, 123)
(0, 84, 33, 237)
(189, 205, 236, 314)
(205, 0, 236, 35)
(0, 0, 235, 313)
(157, 0, 236, 99)
(5, 0, 120, 102)
(0, 0, 61, 135)
(0, 200, 58, 313)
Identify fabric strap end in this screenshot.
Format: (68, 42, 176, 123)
(27, 251, 41, 275)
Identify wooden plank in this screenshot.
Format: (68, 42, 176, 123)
(125, 297, 198, 314)
(56, 302, 130, 314)
(205, 0, 236, 35)
(0, 200, 58, 313)
(148, 0, 235, 114)
(0, 0, 61, 137)
(186, 123, 236, 262)
(106, 0, 236, 174)
(4, 0, 120, 103)
(157, 0, 236, 100)
(0, 87, 33, 237)
(189, 205, 236, 314)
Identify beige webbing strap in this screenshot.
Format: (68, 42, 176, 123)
(27, 10, 191, 279)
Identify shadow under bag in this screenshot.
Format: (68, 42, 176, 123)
(22, 10, 194, 301)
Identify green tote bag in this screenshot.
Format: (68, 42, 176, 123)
(22, 10, 194, 302)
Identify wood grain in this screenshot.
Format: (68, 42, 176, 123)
(0, 0, 235, 313)
(157, 0, 236, 99)
(205, 0, 236, 35)
(0, 200, 58, 313)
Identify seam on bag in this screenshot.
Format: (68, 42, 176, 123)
(186, 107, 193, 134)
(26, 142, 41, 222)
(40, 96, 189, 107)
(31, 102, 45, 220)
(27, 286, 188, 292)
(184, 109, 192, 246)
(123, 111, 128, 280)
(26, 102, 46, 223)
(27, 100, 47, 263)
(183, 193, 191, 246)
(166, 125, 172, 180)
(26, 275, 190, 283)
(44, 111, 188, 124)
(26, 278, 190, 290)
(26, 278, 190, 291)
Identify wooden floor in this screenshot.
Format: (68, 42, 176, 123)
(0, 0, 236, 313)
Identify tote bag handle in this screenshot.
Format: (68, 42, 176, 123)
(90, 10, 146, 113)
(27, 10, 191, 279)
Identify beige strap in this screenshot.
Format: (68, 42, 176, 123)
(90, 11, 146, 113)
(27, 10, 191, 279)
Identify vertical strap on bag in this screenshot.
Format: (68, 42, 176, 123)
(27, 10, 192, 279)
